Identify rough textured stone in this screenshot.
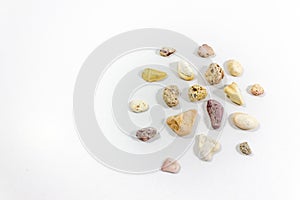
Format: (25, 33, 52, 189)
(251, 84, 264, 96)
(142, 68, 167, 82)
(224, 82, 244, 105)
(129, 100, 149, 113)
(136, 127, 158, 142)
(232, 112, 259, 130)
(166, 109, 197, 136)
(177, 60, 194, 81)
(207, 99, 224, 129)
(161, 158, 181, 173)
(239, 142, 252, 155)
(163, 85, 180, 107)
(198, 44, 215, 58)
(188, 84, 207, 102)
(159, 47, 176, 57)
(197, 134, 221, 161)
(226, 59, 243, 76)
(205, 63, 224, 85)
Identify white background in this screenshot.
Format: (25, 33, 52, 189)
(1, 0, 299, 199)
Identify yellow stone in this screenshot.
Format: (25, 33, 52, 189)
(166, 109, 197, 136)
(224, 82, 244, 105)
(142, 68, 167, 82)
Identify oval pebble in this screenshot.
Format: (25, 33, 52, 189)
(129, 100, 149, 113)
(232, 112, 259, 130)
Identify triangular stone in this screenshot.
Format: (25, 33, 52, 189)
(142, 68, 167, 82)
(224, 82, 244, 105)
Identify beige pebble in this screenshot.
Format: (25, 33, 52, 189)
(177, 60, 194, 81)
(232, 112, 259, 130)
(129, 100, 149, 113)
(198, 44, 215, 58)
(159, 47, 176, 57)
(239, 142, 252, 155)
(188, 85, 207, 102)
(142, 68, 167, 82)
(224, 82, 244, 105)
(163, 85, 180, 107)
(251, 84, 264, 96)
(205, 63, 224, 85)
(226, 59, 243, 76)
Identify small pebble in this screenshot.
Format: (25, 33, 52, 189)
(224, 82, 244, 105)
(207, 99, 224, 129)
(197, 134, 221, 161)
(163, 85, 180, 107)
(177, 60, 194, 81)
(129, 100, 149, 113)
(136, 127, 158, 142)
(159, 47, 176, 57)
(198, 44, 215, 58)
(161, 158, 181, 174)
(188, 85, 207, 102)
(142, 68, 167, 82)
(239, 142, 252, 155)
(251, 84, 264, 96)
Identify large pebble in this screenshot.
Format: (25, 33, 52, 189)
(177, 60, 194, 81)
(161, 158, 181, 174)
(205, 63, 224, 85)
(232, 112, 259, 130)
(188, 84, 207, 102)
(197, 134, 221, 161)
(207, 99, 224, 129)
(129, 100, 149, 113)
(142, 68, 167, 82)
(198, 44, 215, 58)
(166, 109, 197, 136)
(224, 82, 244, 105)
(136, 127, 158, 142)
(163, 85, 180, 107)
(226, 59, 243, 76)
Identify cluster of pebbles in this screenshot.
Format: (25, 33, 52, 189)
(128, 45, 264, 174)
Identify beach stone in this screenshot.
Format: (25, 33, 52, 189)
(207, 99, 224, 129)
(159, 47, 176, 57)
(161, 158, 181, 174)
(226, 59, 243, 76)
(197, 134, 221, 161)
(163, 85, 180, 107)
(232, 112, 259, 130)
(129, 100, 149, 113)
(224, 82, 244, 105)
(136, 127, 158, 142)
(239, 142, 252, 155)
(251, 84, 264, 96)
(198, 44, 215, 58)
(205, 63, 224, 85)
(142, 68, 167, 82)
(177, 60, 194, 81)
(166, 109, 197, 136)
(188, 84, 207, 102)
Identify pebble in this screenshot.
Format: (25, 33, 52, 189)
(198, 44, 215, 58)
(159, 47, 176, 57)
(226, 59, 243, 76)
(239, 142, 252, 155)
(224, 82, 244, 105)
(205, 63, 224, 85)
(142, 68, 167, 82)
(163, 85, 180, 107)
(232, 112, 259, 130)
(177, 60, 194, 81)
(207, 99, 224, 129)
(166, 109, 197, 136)
(251, 84, 264, 96)
(136, 127, 158, 142)
(129, 100, 149, 113)
(161, 158, 181, 174)
(188, 84, 207, 102)
(197, 134, 221, 161)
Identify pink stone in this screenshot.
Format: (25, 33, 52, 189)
(161, 158, 181, 174)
